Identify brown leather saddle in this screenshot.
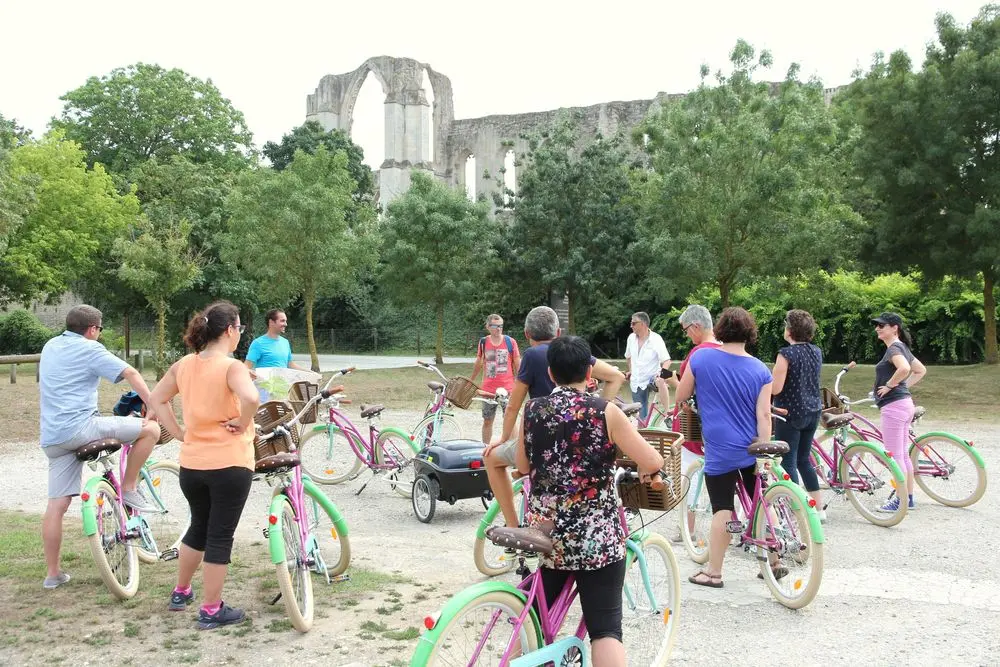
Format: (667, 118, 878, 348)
(255, 452, 301, 473)
(486, 525, 555, 555)
(748, 440, 790, 456)
(821, 412, 855, 429)
(75, 439, 123, 462)
(426, 381, 445, 392)
(360, 404, 386, 419)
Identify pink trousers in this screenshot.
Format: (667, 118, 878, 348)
(880, 397, 915, 474)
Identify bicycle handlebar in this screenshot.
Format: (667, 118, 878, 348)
(613, 465, 664, 491)
(417, 360, 449, 382)
(832, 361, 877, 407)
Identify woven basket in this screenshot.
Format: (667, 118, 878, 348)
(156, 424, 173, 445)
(616, 429, 684, 512)
(678, 408, 702, 443)
(253, 401, 300, 461)
(444, 376, 480, 409)
(289, 381, 319, 424)
(821, 387, 846, 416)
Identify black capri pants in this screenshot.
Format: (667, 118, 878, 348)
(541, 559, 627, 643)
(704, 464, 758, 514)
(179, 466, 253, 565)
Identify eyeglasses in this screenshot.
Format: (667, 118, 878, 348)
(235, 324, 246, 334)
(488, 324, 503, 329)
(630, 321, 640, 327)
(94, 325, 104, 332)
(681, 324, 694, 333)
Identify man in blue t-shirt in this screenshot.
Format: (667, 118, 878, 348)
(483, 305, 626, 531)
(245, 309, 305, 371)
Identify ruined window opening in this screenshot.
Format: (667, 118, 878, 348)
(422, 68, 435, 165)
(352, 70, 386, 171)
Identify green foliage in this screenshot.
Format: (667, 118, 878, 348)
(652, 271, 992, 365)
(262, 121, 375, 202)
(381, 172, 497, 362)
(114, 214, 202, 375)
(506, 114, 640, 335)
(52, 63, 254, 176)
(840, 7, 1000, 362)
(0, 309, 55, 354)
(0, 133, 140, 305)
(636, 40, 859, 308)
(224, 146, 377, 371)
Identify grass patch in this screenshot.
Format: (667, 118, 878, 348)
(267, 619, 294, 633)
(123, 621, 140, 638)
(383, 626, 420, 641)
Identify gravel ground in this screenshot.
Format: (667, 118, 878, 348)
(1, 412, 997, 666)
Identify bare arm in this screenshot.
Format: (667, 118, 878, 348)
(120, 367, 154, 413)
(755, 383, 773, 443)
(149, 363, 183, 441)
(606, 403, 664, 476)
(288, 360, 306, 371)
(226, 361, 260, 433)
(244, 359, 256, 370)
(675, 366, 695, 404)
(511, 350, 520, 378)
(514, 418, 530, 475)
(471, 351, 484, 384)
(592, 359, 625, 400)
(494, 379, 528, 446)
(907, 357, 927, 388)
(771, 354, 789, 396)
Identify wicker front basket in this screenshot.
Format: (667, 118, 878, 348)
(253, 401, 300, 461)
(289, 381, 319, 424)
(821, 387, 846, 416)
(616, 429, 684, 512)
(156, 424, 173, 445)
(678, 408, 702, 443)
(444, 376, 480, 409)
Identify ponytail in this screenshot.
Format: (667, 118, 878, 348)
(898, 325, 913, 349)
(184, 301, 240, 352)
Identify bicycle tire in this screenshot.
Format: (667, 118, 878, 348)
(841, 441, 907, 527)
(375, 428, 419, 497)
(411, 412, 464, 449)
(412, 474, 438, 523)
(136, 460, 188, 564)
(419, 589, 541, 665)
(679, 459, 711, 564)
(87, 480, 140, 600)
(910, 435, 987, 507)
(473, 479, 525, 577)
(753, 484, 823, 609)
(272, 496, 314, 632)
(301, 481, 351, 578)
(622, 533, 681, 665)
(298, 425, 363, 485)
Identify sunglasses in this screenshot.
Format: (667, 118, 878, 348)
(874, 323, 887, 329)
(488, 323, 503, 329)
(93, 325, 104, 332)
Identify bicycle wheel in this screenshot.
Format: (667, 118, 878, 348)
(136, 460, 188, 564)
(375, 429, 418, 497)
(412, 474, 438, 523)
(473, 480, 525, 577)
(273, 497, 314, 632)
(622, 533, 681, 666)
(679, 459, 712, 564)
(421, 590, 540, 665)
(753, 485, 823, 610)
(302, 482, 351, 578)
(298, 425, 363, 485)
(910, 435, 987, 507)
(87, 481, 140, 600)
(411, 412, 464, 449)
(841, 442, 907, 527)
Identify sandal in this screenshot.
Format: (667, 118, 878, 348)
(688, 570, 724, 588)
(757, 565, 789, 581)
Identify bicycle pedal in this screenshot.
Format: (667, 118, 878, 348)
(270, 592, 283, 606)
(159, 548, 179, 562)
(262, 528, 269, 539)
(725, 520, 743, 534)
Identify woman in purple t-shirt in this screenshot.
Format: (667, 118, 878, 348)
(676, 307, 773, 588)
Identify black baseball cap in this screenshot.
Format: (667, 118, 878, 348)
(872, 312, 904, 327)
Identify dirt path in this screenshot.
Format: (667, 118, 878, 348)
(2, 415, 998, 665)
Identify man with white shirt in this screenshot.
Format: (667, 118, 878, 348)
(624, 311, 671, 421)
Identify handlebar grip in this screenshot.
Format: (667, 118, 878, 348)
(417, 360, 430, 367)
(843, 361, 856, 372)
(340, 399, 353, 405)
(648, 471, 664, 491)
(340, 366, 356, 375)
(320, 384, 346, 399)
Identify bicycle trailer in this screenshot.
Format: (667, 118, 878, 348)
(411, 439, 493, 523)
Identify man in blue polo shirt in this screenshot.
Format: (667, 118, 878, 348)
(245, 309, 306, 370)
(38, 304, 161, 589)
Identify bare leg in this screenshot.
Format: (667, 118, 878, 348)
(591, 637, 626, 667)
(705, 510, 729, 577)
(481, 417, 494, 445)
(485, 452, 519, 527)
(43, 497, 72, 578)
(202, 562, 228, 606)
(123, 421, 161, 492)
(176, 543, 203, 590)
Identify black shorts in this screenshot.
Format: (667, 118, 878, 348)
(704, 464, 758, 514)
(541, 559, 627, 643)
(179, 466, 253, 564)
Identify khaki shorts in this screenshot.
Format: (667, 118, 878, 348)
(490, 438, 518, 467)
(43, 416, 145, 498)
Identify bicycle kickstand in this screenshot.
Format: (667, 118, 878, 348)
(354, 469, 377, 496)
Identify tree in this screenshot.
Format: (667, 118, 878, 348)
(842, 7, 1000, 363)
(0, 116, 35, 256)
(635, 40, 859, 308)
(263, 121, 375, 197)
(506, 115, 642, 335)
(381, 172, 496, 363)
(0, 133, 140, 305)
(114, 214, 202, 376)
(52, 63, 254, 176)
(224, 146, 377, 371)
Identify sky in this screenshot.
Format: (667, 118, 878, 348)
(0, 0, 988, 170)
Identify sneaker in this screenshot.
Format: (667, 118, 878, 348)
(122, 488, 156, 513)
(908, 496, 916, 510)
(879, 495, 901, 513)
(169, 587, 195, 611)
(43, 573, 71, 589)
(197, 602, 246, 630)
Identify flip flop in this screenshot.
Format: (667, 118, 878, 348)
(757, 565, 789, 581)
(688, 570, 724, 588)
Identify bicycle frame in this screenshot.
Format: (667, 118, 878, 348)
(812, 424, 893, 492)
(81, 442, 132, 537)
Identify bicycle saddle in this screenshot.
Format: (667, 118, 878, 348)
(426, 381, 445, 392)
(619, 402, 642, 417)
(748, 440, 789, 456)
(820, 412, 854, 429)
(75, 439, 123, 461)
(912, 406, 926, 421)
(486, 525, 555, 555)
(359, 404, 385, 419)
(255, 452, 301, 473)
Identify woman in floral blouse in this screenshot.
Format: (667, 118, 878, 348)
(515, 335, 663, 667)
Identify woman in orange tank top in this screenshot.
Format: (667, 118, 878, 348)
(149, 300, 259, 630)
